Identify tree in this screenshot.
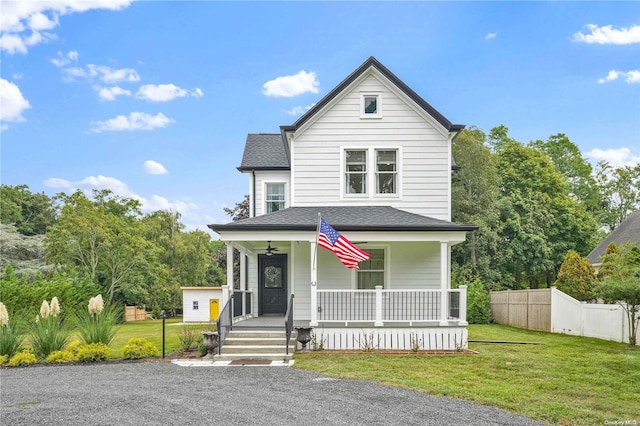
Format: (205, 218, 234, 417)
(595, 162, 640, 232)
(0, 185, 57, 235)
(554, 250, 596, 301)
(595, 243, 640, 346)
(451, 127, 504, 287)
(223, 194, 250, 221)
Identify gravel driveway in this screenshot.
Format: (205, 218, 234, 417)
(1, 362, 543, 425)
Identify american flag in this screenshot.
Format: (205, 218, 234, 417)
(317, 218, 370, 269)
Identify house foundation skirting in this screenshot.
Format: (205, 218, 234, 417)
(306, 327, 468, 351)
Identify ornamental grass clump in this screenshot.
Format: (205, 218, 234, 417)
(30, 297, 71, 359)
(0, 301, 24, 359)
(77, 295, 119, 346)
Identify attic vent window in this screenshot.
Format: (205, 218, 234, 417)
(361, 94, 382, 118)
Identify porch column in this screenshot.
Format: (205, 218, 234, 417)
(310, 241, 318, 326)
(239, 253, 246, 316)
(375, 285, 383, 326)
(459, 285, 468, 325)
(439, 241, 449, 326)
(226, 243, 234, 291)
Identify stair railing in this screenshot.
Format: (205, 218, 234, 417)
(216, 293, 234, 355)
(284, 294, 295, 355)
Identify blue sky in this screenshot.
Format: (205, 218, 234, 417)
(1, 1, 639, 233)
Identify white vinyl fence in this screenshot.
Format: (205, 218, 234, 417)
(550, 288, 638, 346)
(490, 287, 638, 346)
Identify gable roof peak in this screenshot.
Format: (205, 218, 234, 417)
(288, 56, 463, 133)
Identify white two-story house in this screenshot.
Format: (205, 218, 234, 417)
(206, 57, 477, 352)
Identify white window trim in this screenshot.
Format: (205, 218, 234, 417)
(340, 147, 402, 199)
(351, 244, 391, 290)
(263, 181, 288, 214)
(360, 93, 382, 119)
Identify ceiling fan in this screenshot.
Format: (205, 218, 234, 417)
(260, 241, 279, 256)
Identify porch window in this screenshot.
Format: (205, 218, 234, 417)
(345, 150, 367, 194)
(375, 150, 397, 194)
(357, 249, 385, 289)
(265, 183, 285, 213)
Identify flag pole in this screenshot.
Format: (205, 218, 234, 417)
(310, 212, 321, 326)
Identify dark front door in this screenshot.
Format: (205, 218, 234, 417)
(258, 254, 287, 315)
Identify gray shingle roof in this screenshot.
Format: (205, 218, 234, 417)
(208, 206, 478, 232)
(587, 210, 640, 264)
(238, 133, 290, 171)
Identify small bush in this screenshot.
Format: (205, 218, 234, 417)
(65, 340, 83, 355)
(122, 338, 158, 359)
(0, 354, 8, 365)
(466, 279, 493, 324)
(8, 350, 37, 367)
(178, 326, 197, 351)
(46, 350, 76, 364)
(197, 342, 208, 357)
(76, 343, 110, 362)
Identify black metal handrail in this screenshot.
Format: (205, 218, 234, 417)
(284, 294, 295, 355)
(216, 293, 234, 355)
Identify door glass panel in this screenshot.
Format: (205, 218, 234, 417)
(264, 265, 283, 288)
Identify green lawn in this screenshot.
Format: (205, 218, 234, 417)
(106, 319, 215, 358)
(293, 325, 640, 426)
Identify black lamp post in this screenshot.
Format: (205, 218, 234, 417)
(161, 309, 166, 358)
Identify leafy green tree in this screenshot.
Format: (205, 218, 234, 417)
(451, 127, 504, 287)
(465, 279, 493, 324)
(554, 250, 596, 301)
(0, 185, 57, 235)
(598, 242, 622, 280)
(595, 243, 640, 346)
(595, 162, 640, 232)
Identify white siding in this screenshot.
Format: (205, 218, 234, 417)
(182, 288, 223, 323)
(291, 72, 451, 220)
(253, 171, 291, 217)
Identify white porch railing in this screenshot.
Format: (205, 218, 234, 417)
(313, 286, 467, 326)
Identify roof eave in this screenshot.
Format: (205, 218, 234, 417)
(208, 223, 479, 232)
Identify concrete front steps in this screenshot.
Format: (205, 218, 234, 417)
(215, 330, 297, 362)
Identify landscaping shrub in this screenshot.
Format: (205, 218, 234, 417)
(76, 295, 119, 345)
(30, 297, 71, 359)
(76, 343, 110, 362)
(0, 354, 8, 365)
(8, 350, 37, 367)
(65, 340, 83, 356)
(46, 350, 76, 364)
(555, 250, 596, 301)
(0, 301, 24, 359)
(122, 337, 158, 359)
(178, 326, 197, 351)
(466, 279, 493, 324)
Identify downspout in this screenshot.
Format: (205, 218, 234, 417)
(251, 169, 256, 218)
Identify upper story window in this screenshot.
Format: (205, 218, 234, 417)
(265, 183, 286, 213)
(357, 249, 385, 289)
(345, 150, 367, 194)
(376, 150, 397, 194)
(344, 148, 399, 197)
(361, 94, 382, 118)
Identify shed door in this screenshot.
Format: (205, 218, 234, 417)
(258, 254, 287, 315)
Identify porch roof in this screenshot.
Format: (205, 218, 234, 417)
(208, 206, 478, 232)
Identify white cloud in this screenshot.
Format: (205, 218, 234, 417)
(90, 112, 175, 133)
(284, 103, 315, 116)
(262, 70, 320, 98)
(44, 175, 131, 196)
(143, 160, 168, 175)
(485, 33, 497, 40)
(573, 24, 640, 45)
(136, 84, 203, 102)
(95, 85, 131, 101)
(0, 78, 31, 128)
(598, 69, 640, 84)
(586, 147, 640, 168)
(63, 64, 140, 83)
(0, 0, 133, 54)
(51, 50, 78, 67)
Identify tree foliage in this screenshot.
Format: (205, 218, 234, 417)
(595, 243, 640, 346)
(0, 185, 57, 235)
(554, 251, 596, 301)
